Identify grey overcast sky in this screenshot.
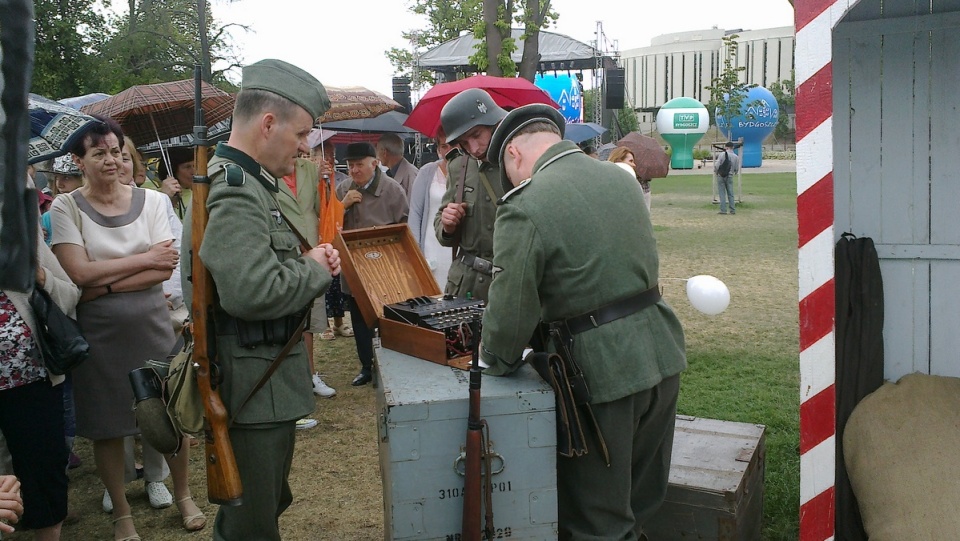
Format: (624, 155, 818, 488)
(113, 0, 795, 97)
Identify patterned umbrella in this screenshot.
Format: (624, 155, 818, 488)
(81, 79, 234, 147)
(28, 94, 100, 165)
(616, 132, 670, 180)
(320, 86, 402, 123)
(404, 75, 559, 138)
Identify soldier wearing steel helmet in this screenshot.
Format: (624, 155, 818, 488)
(432, 88, 508, 301)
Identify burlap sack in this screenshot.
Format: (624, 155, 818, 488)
(843, 372, 960, 540)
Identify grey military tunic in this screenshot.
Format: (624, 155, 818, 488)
(432, 155, 505, 301)
(194, 144, 332, 426)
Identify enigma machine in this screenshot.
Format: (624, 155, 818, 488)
(383, 295, 485, 359)
(333, 224, 484, 369)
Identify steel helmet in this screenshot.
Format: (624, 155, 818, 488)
(440, 88, 508, 144)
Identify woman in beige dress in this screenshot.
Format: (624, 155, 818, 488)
(50, 117, 205, 541)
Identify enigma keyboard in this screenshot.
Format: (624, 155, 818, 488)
(383, 295, 485, 357)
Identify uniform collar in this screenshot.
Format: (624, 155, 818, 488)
(214, 143, 280, 193)
(530, 140, 582, 177)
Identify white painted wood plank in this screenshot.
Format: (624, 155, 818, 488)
(847, 34, 884, 237)
(879, 260, 928, 381)
(879, 31, 919, 245)
(929, 28, 960, 245)
(911, 28, 932, 245)
(832, 35, 853, 237)
(930, 261, 960, 377)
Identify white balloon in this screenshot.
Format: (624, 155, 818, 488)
(686, 275, 730, 315)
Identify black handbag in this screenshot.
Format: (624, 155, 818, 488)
(28, 287, 89, 375)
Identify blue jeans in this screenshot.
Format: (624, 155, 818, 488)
(717, 175, 735, 213)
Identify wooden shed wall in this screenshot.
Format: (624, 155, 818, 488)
(833, 2, 960, 381)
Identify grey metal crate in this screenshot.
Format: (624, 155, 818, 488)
(375, 347, 558, 540)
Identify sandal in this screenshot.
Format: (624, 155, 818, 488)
(334, 323, 354, 337)
(319, 328, 336, 341)
(176, 496, 207, 532)
(112, 514, 141, 541)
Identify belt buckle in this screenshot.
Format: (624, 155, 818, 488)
(474, 257, 492, 275)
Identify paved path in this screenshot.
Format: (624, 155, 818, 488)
(667, 159, 796, 176)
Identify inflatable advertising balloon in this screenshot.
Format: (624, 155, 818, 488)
(656, 97, 709, 169)
(715, 86, 779, 168)
(686, 275, 730, 315)
(534, 74, 583, 123)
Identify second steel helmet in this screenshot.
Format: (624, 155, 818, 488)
(440, 88, 508, 144)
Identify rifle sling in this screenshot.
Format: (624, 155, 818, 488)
(228, 313, 308, 428)
(451, 156, 469, 262)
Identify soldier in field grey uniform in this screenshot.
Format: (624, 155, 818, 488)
(433, 89, 508, 302)
(479, 104, 687, 540)
(191, 59, 341, 541)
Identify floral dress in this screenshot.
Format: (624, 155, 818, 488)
(0, 292, 46, 391)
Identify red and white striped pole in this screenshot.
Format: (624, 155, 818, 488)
(795, 1, 855, 539)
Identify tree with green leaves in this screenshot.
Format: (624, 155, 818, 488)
(770, 73, 795, 143)
(386, 0, 556, 85)
(31, 0, 111, 99)
(99, 0, 242, 91)
(706, 34, 757, 140)
(386, 0, 481, 91)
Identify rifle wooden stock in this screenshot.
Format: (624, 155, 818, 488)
(191, 66, 242, 506)
(462, 321, 491, 540)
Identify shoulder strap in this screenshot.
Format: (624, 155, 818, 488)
(227, 313, 308, 428)
(478, 170, 498, 202)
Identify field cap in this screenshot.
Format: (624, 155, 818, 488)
(242, 59, 331, 121)
(486, 103, 565, 166)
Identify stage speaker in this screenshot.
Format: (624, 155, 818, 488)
(605, 68, 625, 110)
(392, 77, 412, 113)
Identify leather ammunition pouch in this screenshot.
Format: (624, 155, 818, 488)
(216, 306, 310, 348)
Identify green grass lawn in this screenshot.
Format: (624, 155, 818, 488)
(651, 172, 800, 540)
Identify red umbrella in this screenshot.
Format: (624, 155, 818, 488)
(81, 79, 234, 147)
(616, 132, 670, 180)
(404, 75, 558, 137)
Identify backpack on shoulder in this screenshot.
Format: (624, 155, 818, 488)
(717, 150, 733, 177)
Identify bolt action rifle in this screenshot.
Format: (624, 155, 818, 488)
(462, 320, 494, 540)
(190, 65, 242, 506)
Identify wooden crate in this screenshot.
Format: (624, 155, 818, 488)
(645, 416, 766, 541)
(334, 225, 471, 368)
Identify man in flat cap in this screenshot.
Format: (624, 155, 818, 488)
(433, 88, 508, 302)
(185, 58, 341, 540)
(479, 104, 687, 540)
(336, 141, 408, 386)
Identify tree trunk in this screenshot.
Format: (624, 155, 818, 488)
(483, 0, 502, 76)
(517, 0, 546, 82)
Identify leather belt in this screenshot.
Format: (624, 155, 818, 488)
(460, 252, 495, 276)
(559, 285, 661, 335)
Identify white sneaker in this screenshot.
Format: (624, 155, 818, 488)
(296, 418, 318, 430)
(312, 373, 337, 398)
(102, 489, 113, 513)
(146, 481, 173, 509)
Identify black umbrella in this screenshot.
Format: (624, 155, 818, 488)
(323, 111, 415, 134)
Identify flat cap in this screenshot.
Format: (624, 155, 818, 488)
(344, 142, 377, 161)
(242, 59, 331, 121)
(486, 103, 565, 166)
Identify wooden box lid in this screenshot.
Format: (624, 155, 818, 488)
(333, 224, 441, 328)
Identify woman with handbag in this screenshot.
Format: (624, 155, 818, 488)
(0, 175, 80, 540)
(50, 117, 205, 541)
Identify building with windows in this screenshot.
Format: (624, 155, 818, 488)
(619, 26, 795, 126)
